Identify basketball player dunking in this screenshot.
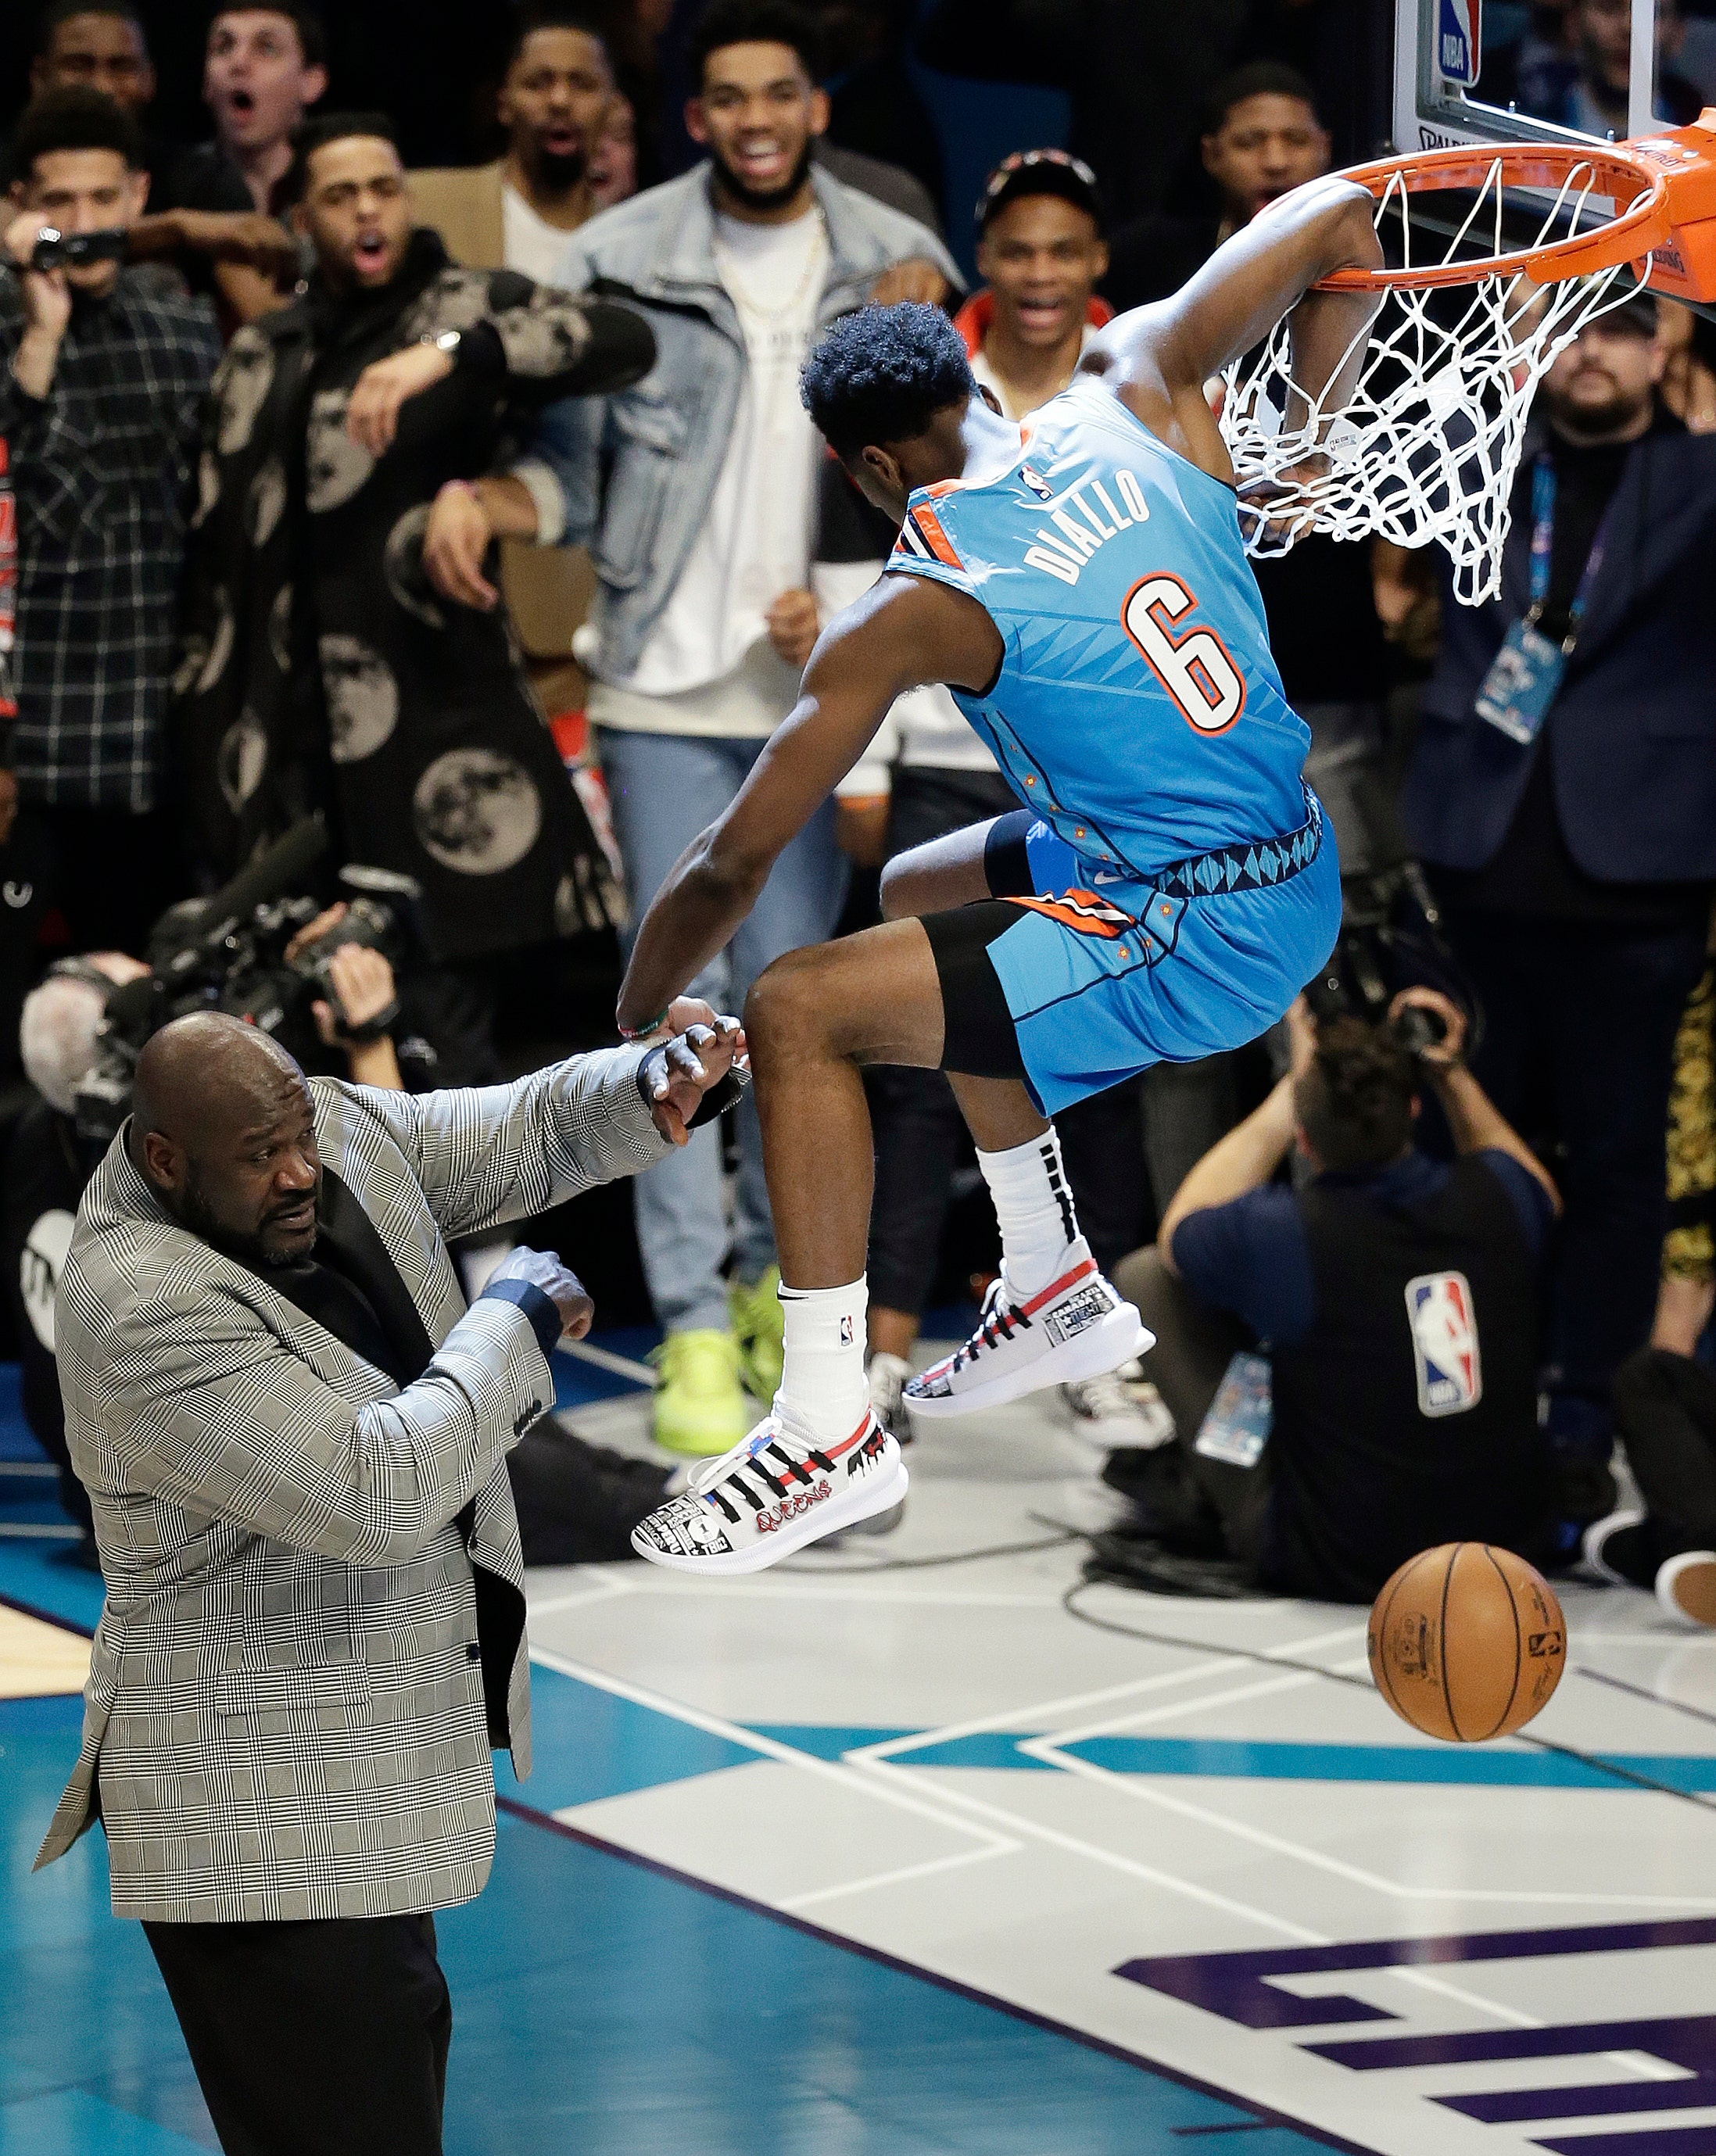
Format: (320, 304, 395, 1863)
(621, 176, 1384, 1574)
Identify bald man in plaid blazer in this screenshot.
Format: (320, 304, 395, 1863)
(32, 1006, 740, 2154)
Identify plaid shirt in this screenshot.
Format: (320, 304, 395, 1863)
(0, 270, 220, 811)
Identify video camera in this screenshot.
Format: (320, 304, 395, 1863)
(1310, 858, 1483, 1060)
(30, 227, 129, 273)
(73, 815, 417, 1147)
(1301, 772, 1480, 1061)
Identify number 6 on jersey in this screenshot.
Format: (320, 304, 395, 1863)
(1123, 573, 1246, 734)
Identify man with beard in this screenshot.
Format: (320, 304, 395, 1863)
(411, 6, 622, 734)
(1403, 291, 1716, 1539)
(174, 113, 655, 1073)
(421, 0, 958, 1461)
(412, 6, 618, 281)
(31, 998, 744, 2153)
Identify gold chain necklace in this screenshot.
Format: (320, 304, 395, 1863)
(715, 206, 828, 324)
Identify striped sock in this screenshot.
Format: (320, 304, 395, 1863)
(976, 1128, 1086, 1302)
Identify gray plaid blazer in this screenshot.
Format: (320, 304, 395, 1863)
(33, 1046, 667, 1921)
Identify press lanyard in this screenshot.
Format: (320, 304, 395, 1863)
(1526, 455, 1610, 657)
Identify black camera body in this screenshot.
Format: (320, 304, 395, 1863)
(73, 818, 414, 1148)
(30, 227, 129, 273)
(1304, 858, 1470, 1058)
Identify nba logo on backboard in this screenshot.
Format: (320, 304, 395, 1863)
(1437, 0, 1481, 87)
(1405, 1270, 1483, 1417)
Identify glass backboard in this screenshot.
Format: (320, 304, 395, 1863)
(1393, 0, 1716, 156)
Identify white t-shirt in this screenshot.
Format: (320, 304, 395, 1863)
(502, 182, 580, 285)
(590, 205, 829, 733)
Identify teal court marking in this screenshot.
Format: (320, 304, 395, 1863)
(752, 1724, 1716, 1790)
(0, 1591, 1363, 2155)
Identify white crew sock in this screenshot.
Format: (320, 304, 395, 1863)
(776, 1276, 871, 1444)
(976, 1127, 1087, 1303)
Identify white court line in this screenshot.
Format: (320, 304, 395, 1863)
(0, 1522, 82, 1540)
(525, 1616, 1710, 2070)
(779, 1844, 1007, 1912)
(625, 1578, 1073, 1610)
(1052, 1663, 1338, 1741)
(527, 1569, 637, 1621)
(854, 1621, 1363, 1766)
(852, 1751, 1325, 1942)
(525, 1642, 1017, 1855)
(556, 1338, 654, 1384)
(1022, 1736, 1716, 1911)
(860, 1752, 1711, 2059)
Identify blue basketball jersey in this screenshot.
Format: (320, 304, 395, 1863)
(886, 375, 1313, 879)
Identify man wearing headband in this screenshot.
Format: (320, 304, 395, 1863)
(958, 149, 1110, 421)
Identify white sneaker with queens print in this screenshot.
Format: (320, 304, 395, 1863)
(905, 1246, 1152, 1420)
(630, 1406, 907, 1574)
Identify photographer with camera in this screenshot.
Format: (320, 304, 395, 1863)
(1102, 991, 1560, 1603)
(1, 888, 411, 1572)
(3, 950, 147, 1565)
(2, 87, 220, 952)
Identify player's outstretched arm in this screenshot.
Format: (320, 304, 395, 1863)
(1079, 177, 1384, 481)
(614, 575, 1002, 1035)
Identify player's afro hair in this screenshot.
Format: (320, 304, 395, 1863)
(800, 303, 976, 459)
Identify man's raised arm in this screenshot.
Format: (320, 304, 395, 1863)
(615, 573, 1001, 1033)
(1079, 177, 1384, 478)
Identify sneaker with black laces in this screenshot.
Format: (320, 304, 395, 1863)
(629, 1407, 906, 1574)
(905, 1248, 1151, 1420)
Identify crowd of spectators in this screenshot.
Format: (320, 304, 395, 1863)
(4, 0, 1716, 1614)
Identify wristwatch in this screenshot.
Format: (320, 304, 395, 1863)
(421, 328, 462, 360)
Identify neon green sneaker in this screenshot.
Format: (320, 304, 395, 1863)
(650, 1330, 754, 1457)
(729, 1265, 785, 1400)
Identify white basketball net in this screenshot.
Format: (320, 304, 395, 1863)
(1220, 159, 1653, 605)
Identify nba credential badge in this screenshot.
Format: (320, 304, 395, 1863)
(1404, 1270, 1482, 1416)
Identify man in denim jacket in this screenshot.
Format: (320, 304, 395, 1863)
(422, 0, 958, 1457)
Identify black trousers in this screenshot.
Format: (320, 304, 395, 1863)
(1614, 1345, 1716, 1565)
(144, 1911, 451, 2156)
(1444, 911, 1707, 1441)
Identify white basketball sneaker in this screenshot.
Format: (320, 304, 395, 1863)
(905, 1248, 1152, 1420)
(630, 1406, 906, 1575)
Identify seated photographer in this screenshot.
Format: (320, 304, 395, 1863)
(1104, 991, 1560, 1603)
(32, 996, 742, 2150)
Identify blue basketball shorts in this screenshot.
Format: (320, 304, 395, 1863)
(921, 800, 1341, 1117)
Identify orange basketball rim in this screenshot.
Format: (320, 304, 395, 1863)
(1313, 108, 1716, 304)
